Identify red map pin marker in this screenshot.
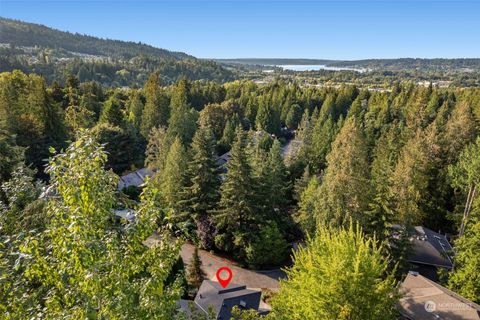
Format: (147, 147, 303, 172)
(216, 266, 233, 288)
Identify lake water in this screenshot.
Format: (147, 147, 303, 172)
(276, 64, 366, 72)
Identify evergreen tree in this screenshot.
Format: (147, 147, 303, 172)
(80, 81, 104, 121)
(99, 94, 125, 128)
(295, 176, 320, 236)
(65, 102, 95, 131)
(92, 123, 145, 174)
(309, 114, 337, 172)
(167, 79, 197, 145)
(315, 118, 370, 227)
(145, 126, 171, 172)
(285, 103, 303, 129)
(0, 130, 24, 187)
(140, 73, 169, 138)
(187, 247, 205, 289)
(389, 126, 440, 226)
(255, 97, 280, 136)
(0, 71, 66, 174)
(245, 221, 289, 268)
(158, 137, 191, 235)
(366, 124, 404, 237)
(182, 126, 220, 245)
(126, 89, 144, 132)
(219, 113, 239, 151)
(293, 165, 311, 202)
(442, 100, 477, 163)
(265, 139, 290, 211)
(214, 127, 258, 259)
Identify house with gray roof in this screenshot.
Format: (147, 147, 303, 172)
(117, 167, 155, 191)
(392, 225, 454, 281)
(398, 271, 480, 320)
(177, 280, 267, 319)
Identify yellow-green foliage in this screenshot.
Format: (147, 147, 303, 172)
(271, 224, 398, 320)
(2, 130, 183, 319)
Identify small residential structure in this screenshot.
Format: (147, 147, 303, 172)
(113, 208, 135, 222)
(392, 225, 454, 281)
(398, 271, 480, 320)
(177, 280, 267, 319)
(216, 151, 231, 171)
(117, 167, 155, 191)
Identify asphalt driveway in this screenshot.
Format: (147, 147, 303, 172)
(180, 243, 286, 290)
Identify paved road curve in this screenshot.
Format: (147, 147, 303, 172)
(181, 243, 286, 291)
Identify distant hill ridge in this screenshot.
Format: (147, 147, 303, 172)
(0, 17, 236, 85)
(216, 57, 480, 71)
(0, 17, 193, 60)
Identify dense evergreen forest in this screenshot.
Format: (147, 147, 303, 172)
(1, 67, 480, 319)
(0, 18, 236, 86)
(0, 17, 192, 60)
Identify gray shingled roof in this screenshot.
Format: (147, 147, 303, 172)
(391, 225, 454, 269)
(179, 280, 262, 320)
(117, 167, 154, 190)
(398, 272, 480, 320)
(408, 226, 454, 269)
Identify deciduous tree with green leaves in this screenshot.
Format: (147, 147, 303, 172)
(271, 225, 398, 320)
(3, 130, 183, 319)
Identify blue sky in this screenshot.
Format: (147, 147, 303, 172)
(1, 0, 479, 59)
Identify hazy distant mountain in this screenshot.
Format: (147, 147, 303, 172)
(0, 17, 235, 85)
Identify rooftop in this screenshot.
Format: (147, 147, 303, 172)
(398, 272, 480, 320)
(392, 225, 454, 269)
(178, 280, 263, 320)
(117, 167, 155, 190)
(409, 226, 454, 269)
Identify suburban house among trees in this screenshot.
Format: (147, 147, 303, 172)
(177, 280, 267, 319)
(392, 225, 454, 281)
(117, 167, 155, 190)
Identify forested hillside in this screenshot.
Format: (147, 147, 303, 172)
(1, 69, 480, 318)
(0, 17, 192, 60)
(0, 18, 236, 85)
